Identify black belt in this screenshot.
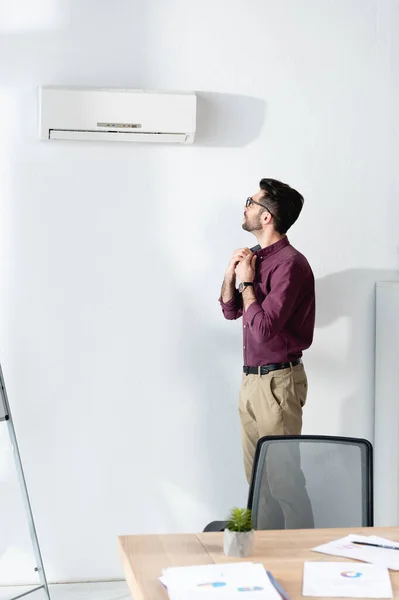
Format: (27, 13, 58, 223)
(243, 359, 301, 376)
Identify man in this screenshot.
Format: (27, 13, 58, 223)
(219, 178, 315, 528)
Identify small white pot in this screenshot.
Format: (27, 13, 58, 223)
(223, 529, 254, 557)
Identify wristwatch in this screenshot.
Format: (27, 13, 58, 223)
(238, 282, 254, 293)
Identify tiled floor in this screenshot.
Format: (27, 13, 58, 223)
(0, 581, 131, 600)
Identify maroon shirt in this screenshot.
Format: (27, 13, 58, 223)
(219, 237, 315, 366)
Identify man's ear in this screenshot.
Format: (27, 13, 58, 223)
(262, 211, 272, 225)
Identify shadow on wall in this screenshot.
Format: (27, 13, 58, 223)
(195, 93, 267, 147)
(315, 268, 399, 438)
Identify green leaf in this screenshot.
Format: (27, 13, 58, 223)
(226, 507, 252, 532)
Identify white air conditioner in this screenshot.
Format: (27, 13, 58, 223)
(39, 87, 197, 144)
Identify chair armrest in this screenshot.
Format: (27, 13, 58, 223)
(203, 520, 228, 532)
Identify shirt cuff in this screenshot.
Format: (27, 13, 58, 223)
(243, 301, 263, 325)
(218, 295, 237, 310)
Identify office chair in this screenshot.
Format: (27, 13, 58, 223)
(204, 435, 373, 531)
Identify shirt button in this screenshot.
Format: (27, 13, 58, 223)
(243, 346, 246, 349)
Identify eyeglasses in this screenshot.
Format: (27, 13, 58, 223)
(246, 197, 274, 218)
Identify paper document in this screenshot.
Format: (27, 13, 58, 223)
(302, 561, 393, 598)
(160, 562, 282, 600)
(312, 534, 399, 570)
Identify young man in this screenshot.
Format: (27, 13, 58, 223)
(219, 178, 315, 528)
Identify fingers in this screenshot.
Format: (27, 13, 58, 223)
(228, 248, 254, 274)
(232, 248, 252, 262)
(240, 254, 252, 264)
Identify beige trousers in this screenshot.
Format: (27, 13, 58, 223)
(239, 362, 313, 529)
(239, 362, 308, 483)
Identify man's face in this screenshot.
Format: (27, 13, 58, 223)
(242, 190, 267, 232)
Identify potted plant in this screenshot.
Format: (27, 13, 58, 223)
(224, 507, 254, 557)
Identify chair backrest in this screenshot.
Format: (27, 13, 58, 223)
(248, 435, 373, 530)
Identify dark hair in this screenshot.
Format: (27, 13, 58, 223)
(259, 178, 304, 234)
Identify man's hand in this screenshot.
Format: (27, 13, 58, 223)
(225, 248, 252, 279)
(235, 253, 257, 283)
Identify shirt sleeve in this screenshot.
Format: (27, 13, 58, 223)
(219, 289, 243, 320)
(243, 260, 304, 341)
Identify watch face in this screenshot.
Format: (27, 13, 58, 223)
(238, 282, 244, 293)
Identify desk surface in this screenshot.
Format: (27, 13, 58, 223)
(118, 527, 399, 600)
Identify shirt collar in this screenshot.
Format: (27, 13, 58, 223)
(255, 236, 289, 259)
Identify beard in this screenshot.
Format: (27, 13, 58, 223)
(242, 213, 262, 232)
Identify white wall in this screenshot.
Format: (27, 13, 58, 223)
(0, 0, 399, 584)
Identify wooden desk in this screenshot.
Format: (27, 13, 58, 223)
(118, 527, 399, 600)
